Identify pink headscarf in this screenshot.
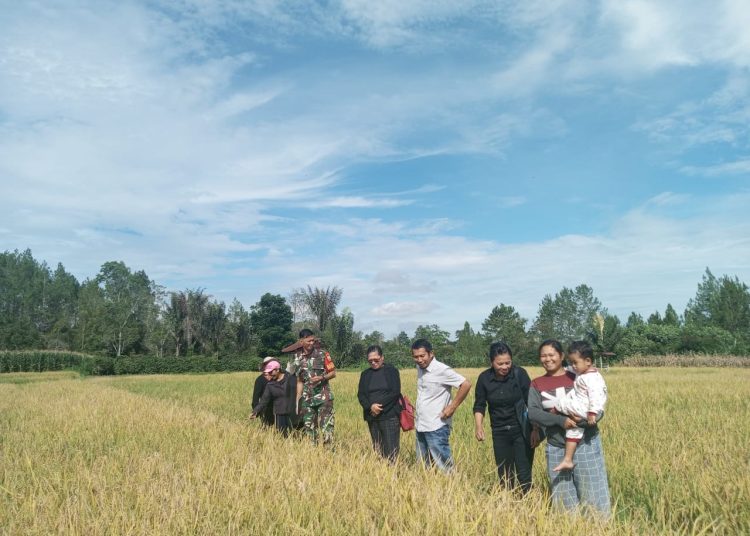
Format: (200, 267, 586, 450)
(262, 360, 281, 373)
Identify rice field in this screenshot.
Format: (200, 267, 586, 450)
(1, 367, 749, 535)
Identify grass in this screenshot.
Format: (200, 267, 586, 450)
(1, 367, 748, 534)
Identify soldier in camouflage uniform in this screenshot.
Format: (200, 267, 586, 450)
(296, 328, 336, 445)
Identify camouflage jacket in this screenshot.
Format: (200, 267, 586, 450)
(298, 348, 336, 400)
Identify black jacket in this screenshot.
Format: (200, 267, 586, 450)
(357, 363, 402, 422)
(253, 373, 297, 416)
(252, 374, 275, 425)
(473, 365, 533, 441)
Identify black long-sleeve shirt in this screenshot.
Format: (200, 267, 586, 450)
(473, 365, 531, 432)
(253, 373, 296, 416)
(252, 374, 275, 425)
(357, 364, 402, 421)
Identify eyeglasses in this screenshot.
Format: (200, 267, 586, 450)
(367, 358, 383, 363)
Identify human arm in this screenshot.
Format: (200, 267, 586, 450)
(311, 351, 336, 384)
(472, 372, 487, 440)
(378, 366, 402, 407)
(528, 386, 569, 429)
(474, 412, 486, 441)
(441, 379, 472, 419)
(251, 376, 265, 409)
(309, 370, 335, 384)
(357, 370, 370, 411)
(251, 385, 273, 418)
(296, 375, 303, 413)
(586, 373, 608, 417)
(517, 367, 531, 405)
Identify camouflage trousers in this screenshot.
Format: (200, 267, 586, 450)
(300, 399, 334, 444)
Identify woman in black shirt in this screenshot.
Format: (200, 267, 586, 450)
(251, 360, 297, 437)
(357, 344, 402, 462)
(473, 341, 538, 493)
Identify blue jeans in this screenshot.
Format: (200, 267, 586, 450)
(416, 424, 454, 473)
(546, 433, 611, 518)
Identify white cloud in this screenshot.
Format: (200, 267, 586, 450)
(371, 301, 438, 317)
(632, 72, 750, 166)
(240, 192, 750, 336)
(315, 196, 414, 209)
(2, 0, 750, 339)
(681, 159, 750, 177)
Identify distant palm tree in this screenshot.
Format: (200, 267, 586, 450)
(301, 285, 342, 332)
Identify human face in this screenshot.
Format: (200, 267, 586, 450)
(491, 353, 512, 377)
(263, 368, 280, 381)
(301, 336, 316, 354)
(367, 351, 384, 370)
(412, 347, 434, 369)
(568, 352, 592, 375)
(539, 344, 564, 375)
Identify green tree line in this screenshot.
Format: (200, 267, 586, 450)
(1, 249, 748, 370)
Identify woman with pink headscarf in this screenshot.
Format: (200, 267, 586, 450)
(250, 360, 297, 436)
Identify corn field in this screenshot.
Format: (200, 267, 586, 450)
(1, 367, 748, 535)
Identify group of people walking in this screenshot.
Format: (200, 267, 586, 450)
(250, 328, 610, 517)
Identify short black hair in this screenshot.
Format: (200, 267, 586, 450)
(366, 344, 383, 357)
(538, 339, 564, 356)
(568, 340, 594, 361)
(411, 338, 432, 353)
(488, 341, 513, 362)
(298, 328, 315, 339)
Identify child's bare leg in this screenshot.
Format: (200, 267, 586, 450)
(553, 440, 577, 472)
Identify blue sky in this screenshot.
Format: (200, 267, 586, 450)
(1, 0, 749, 336)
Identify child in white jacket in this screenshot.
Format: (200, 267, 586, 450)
(542, 341, 607, 472)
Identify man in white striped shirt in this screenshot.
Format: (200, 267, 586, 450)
(412, 338, 472, 473)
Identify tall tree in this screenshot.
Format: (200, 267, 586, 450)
(226, 298, 253, 355)
(363, 330, 385, 348)
(184, 288, 209, 355)
(532, 284, 604, 342)
(325, 307, 358, 367)
(164, 291, 188, 357)
(250, 293, 294, 357)
(591, 313, 624, 357)
(45, 263, 80, 349)
(455, 321, 485, 362)
(301, 286, 342, 332)
(663, 304, 680, 326)
(396, 331, 410, 347)
(0, 249, 49, 348)
(685, 268, 750, 336)
(288, 287, 311, 325)
(414, 324, 450, 346)
(647, 311, 662, 325)
(626, 312, 645, 328)
(93, 261, 157, 356)
(481, 304, 528, 352)
(203, 300, 227, 356)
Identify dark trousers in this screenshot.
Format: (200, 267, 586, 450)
(367, 416, 401, 462)
(275, 414, 292, 437)
(492, 425, 534, 493)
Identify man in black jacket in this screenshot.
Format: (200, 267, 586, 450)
(357, 345, 402, 462)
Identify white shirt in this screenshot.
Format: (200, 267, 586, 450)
(416, 358, 466, 432)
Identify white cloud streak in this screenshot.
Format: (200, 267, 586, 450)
(1, 1, 749, 337)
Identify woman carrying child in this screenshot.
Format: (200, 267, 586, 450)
(527, 339, 611, 517)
